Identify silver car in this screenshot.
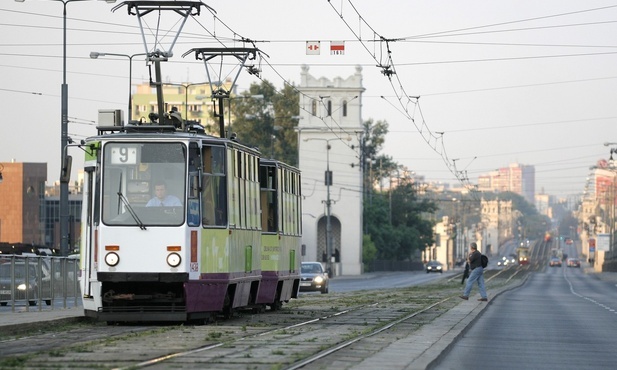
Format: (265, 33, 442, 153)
(300, 262, 329, 294)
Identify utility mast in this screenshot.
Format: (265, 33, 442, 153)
(112, 1, 262, 137)
(182, 47, 259, 137)
(112, 1, 208, 126)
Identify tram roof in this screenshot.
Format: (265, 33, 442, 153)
(88, 125, 261, 155)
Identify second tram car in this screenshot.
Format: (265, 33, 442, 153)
(78, 125, 302, 322)
(257, 159, 302, 310)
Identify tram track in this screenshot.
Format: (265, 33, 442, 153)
(0, 273, 527, 369)
(113, 301, 383, 370)
(285, 297, 451, 370)
(0, 283, 460, 369)
(113, 295, 461, 370)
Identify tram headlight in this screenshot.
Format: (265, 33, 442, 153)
(167, 253, 181, 268)
(105, 252, 120, 267)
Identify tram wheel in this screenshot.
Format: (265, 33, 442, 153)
(252, 304, 266, 314)
(270, 300, 282, 311)
(222, 293, 234, 319)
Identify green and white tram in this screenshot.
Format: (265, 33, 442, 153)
(78, 124, 301, 322)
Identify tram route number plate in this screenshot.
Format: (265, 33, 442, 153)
(111, 146, 138, 165)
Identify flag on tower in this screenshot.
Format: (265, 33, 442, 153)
(330, 41, 345, 55)
(306, 41, 320, 55)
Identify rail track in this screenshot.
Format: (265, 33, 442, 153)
(0, 271, 527, 369)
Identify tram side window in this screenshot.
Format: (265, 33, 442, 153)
(259, 164, 277, 233)
(202, 145, 227, 226)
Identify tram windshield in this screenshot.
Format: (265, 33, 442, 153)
(102, 142, 187, 226)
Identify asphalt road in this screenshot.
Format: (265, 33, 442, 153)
(326, 269, 454, 293)
(437, 264, 617, 369)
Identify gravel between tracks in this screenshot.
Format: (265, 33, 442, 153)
(0, 270, 526, 370)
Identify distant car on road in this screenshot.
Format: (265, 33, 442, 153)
(567, 258, 581, 268)
(565, 238, 573, 245)
(300, 262, 329, 294)
(425, 260, 443, 273)
(549, 257, 562, 267)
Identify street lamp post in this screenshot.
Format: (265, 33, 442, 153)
(164, 82, 210, 123)
(304, 137, 351, 276)
(15, 0, 117, 256)
(90, 52, 148, 123)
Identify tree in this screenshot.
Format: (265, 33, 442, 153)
(362, 234, 377, 270)
(389, 181, 437, 258)
(362, 119, 397, 192)
(228, 80, 299, 166)
(358, 118, 437, 261)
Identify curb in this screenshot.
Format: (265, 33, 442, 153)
(1, 316, 88, 337)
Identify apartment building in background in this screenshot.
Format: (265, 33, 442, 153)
(478, 163, 535, 204)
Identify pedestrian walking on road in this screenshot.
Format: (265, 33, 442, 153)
(460, 242, 488, 302)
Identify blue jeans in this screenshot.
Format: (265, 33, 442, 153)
(463, 266, 487, 299)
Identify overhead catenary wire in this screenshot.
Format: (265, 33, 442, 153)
(2, 3, 615, 198)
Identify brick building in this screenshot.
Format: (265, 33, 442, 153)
(0, 162, 82, 253)
(0, 162, 46, 245)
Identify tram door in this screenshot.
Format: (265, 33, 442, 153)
(187, 142, 202, 278)
(80, 162, 98, 299)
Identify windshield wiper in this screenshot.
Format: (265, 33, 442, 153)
(117, 174, 146, 230)
(117, 191, 146, 230)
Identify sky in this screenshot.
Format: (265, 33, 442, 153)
(1, 0, 616, 200)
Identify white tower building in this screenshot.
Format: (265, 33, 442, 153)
(297, 65, 365, 276)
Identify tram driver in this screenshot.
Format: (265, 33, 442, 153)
(146, 181, 182, 207)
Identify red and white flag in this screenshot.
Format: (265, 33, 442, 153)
(306, 41, 320, 55)
(330, 41, 345, 55)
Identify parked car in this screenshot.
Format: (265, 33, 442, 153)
(567, 258, 581, 268)
(549, 257, 562, 267)
(300, 262, 329, 294)
(0, 261, 51, 306)
(426, 260, 443, 273)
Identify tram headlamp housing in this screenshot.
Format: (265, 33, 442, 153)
(167, 253, 181, 268)
(105, 252, 120, 267)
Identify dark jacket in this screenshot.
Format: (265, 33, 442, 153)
(468, 250, 482, 270)
(461, 262, 470, 284)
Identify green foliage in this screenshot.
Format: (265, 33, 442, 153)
(362, 119, 398, 190)
(364, 180, 436, 260)
(362, 234, 377, 268)
(229, 80, 299, 166)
